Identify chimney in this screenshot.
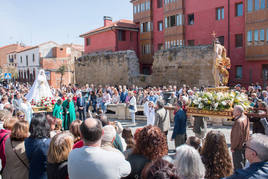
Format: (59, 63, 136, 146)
(104, 16, 113, 27)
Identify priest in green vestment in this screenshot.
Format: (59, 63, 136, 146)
(62, 94, 76, 130)
(52, 99, 63, 127)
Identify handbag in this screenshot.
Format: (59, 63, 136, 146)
(0, 133, 10, 175)
(128, 105, 135, 110)
(10, 140, 29, 170)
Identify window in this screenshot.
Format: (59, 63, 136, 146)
(236, 66, 243, 79)
(176, 14, 183, 26)
(157, 0, 163, 8)
(26, 55, 28, 66)
(235, 34, 243, 47)
(188, 40, 195, 46)
(188, 14, 194, 25)
(137, 4, 140, 13)
(218, 36, 224, 46)
(261, 0, 265, 9)
(248, 0, 253, 12)
(20, 56, 22, 63)
(140, 3, 144, 12)
(118, 30, 126, 41)
(247, 31, 252, 42)
(141, 22, 151, 32)
(170, 15, 176, 27)
(260, 29, 265, 41)
(255, 0, 259, 10)
(158, 21, 163, 31)
(254, 30, 259, 42)
(134, 5, 137, 14)
(146, 1, 150, 10)
(86, 38, 90, 46)
(216, 7, 224, 20)
(32, 54, 35, 62)
(236, 3, 243, 16)
(266, 29, 268, 42)
(142, 44, 151, 55)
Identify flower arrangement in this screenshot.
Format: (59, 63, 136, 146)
(31, 97, 56, 107)
(190, 91, 250, 111)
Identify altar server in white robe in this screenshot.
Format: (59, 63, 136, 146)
(144, 101, 155, 126)
(20, 97, 33, 124)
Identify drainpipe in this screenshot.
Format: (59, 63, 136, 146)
(228, 0, 230, 57)
(112, 28, 118, 51)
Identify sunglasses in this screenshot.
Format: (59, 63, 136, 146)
(19, 115, 25, 118)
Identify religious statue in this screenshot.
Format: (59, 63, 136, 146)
(213, 40, 231, 87)
(26, 69, 54, 102)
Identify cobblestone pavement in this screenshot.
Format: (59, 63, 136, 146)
(112, 119, 233, 152)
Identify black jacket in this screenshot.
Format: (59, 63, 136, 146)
(47, 161, 68, 179)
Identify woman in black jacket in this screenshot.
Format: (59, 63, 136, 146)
(47, 131, 74, 179)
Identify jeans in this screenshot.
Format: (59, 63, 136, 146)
(86, 101, 91, 114)
(130, 112, 135, 124)
(78, 109, 86, 121)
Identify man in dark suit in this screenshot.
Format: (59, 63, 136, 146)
(171, 101, 187, 147)
(77, 92, 86, 121)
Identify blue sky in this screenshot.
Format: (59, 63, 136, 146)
(0, 0, 133, 47)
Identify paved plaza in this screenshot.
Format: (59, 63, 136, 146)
(111, 119, 233, 151)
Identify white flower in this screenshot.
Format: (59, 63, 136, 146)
(221, 101, 227, 106)
(198, 103, 204, 109)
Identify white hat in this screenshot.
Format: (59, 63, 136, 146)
(102, 125, 116, 142)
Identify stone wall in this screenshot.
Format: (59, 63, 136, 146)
(75, 50, 139, 86)
(152, 45, 215, 87)
(75, 45, 215, 87)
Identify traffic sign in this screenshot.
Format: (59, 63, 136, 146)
(4, 73, 12, 79)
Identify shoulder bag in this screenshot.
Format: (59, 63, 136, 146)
(0, 133, 10, 175)
(10, 140, 29, 170)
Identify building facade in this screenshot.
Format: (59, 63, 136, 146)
(41, 45, 83, 88)
(80, 16, 139, 56)
(0, 44, 26, 78)
(17, 41, 58, 82)
(131, 0, 268, 86)
(132, 0, 185, 74)
(245, 0, 268, 86)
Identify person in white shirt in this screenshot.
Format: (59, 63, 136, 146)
(68, 118, 131, 179)
(127, 91, 137, 125)
(144, 101, 155, 126)
(0, 95, 10, 110)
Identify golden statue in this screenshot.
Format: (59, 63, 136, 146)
(213, 42, 231, 87)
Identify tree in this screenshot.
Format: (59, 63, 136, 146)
(57, 65, 66, 88)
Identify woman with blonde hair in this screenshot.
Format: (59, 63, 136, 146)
(2, 120, 29, 179)
(16, 110, 26, 121)
(69, 119, 82, 144)
(47, 131, 74, 179)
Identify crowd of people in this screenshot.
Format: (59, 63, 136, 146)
(0, 81, 268, 179)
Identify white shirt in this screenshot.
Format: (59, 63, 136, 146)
(68, 146, 131, 179)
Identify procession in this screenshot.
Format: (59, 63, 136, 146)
(0, 62, 267, 179)
(1, 0, 268, 179)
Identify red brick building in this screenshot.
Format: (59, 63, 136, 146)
(79, 1, 268, 86)
(80, 16, 139, 55)
(184, 0, 246, 86)
(41, 45, 83, 88)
